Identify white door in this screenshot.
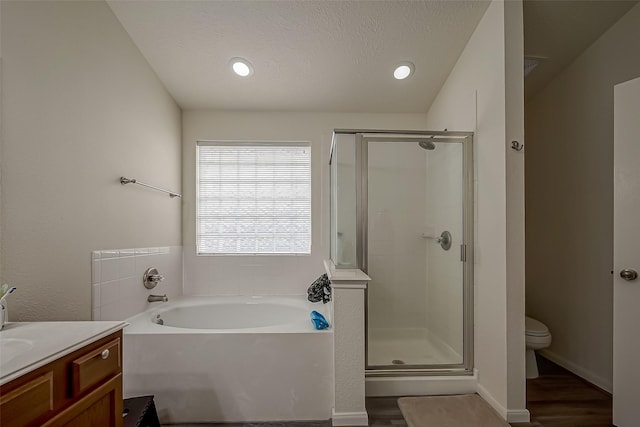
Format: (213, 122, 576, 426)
(613, 76, 640, 427)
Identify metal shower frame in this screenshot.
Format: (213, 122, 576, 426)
(330, 129, 475, 377)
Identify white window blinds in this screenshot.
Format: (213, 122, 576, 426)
(197, 142, 312, 254)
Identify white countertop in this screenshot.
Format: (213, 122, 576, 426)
(323, 259, 370, 288)
(0, 321, 127, 386)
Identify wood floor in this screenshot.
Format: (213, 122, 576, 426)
(367, 396, 408, 427)
(514, 355, 613, 427)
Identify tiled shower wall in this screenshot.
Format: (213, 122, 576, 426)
(92, 246, 182, 320)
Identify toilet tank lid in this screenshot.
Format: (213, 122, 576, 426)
(525, 316, 549, 335)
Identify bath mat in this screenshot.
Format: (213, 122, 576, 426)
(398, 394, 510, 427)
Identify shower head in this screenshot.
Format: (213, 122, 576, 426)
(418, 140, 436, 150)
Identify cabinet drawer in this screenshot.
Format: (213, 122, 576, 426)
(71, 337, 120, 396)
(0, 372, 54, 427)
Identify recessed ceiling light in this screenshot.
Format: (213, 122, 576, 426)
(393, 62, 414, 80)
(230, 57, 253, 77)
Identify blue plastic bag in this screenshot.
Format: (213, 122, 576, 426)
(310, 310, 330, 330)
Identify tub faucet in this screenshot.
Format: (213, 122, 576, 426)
(148, 294, 168, 303)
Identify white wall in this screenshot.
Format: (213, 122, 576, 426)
(525, 2, 640, 392)
(503, 0, 526, 416)
(0, 1, 182, 321)
(182, 112, 426, 296)
(425, 0, 526, 420)
(91, 246, 183, 321)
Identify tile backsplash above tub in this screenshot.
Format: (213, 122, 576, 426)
(92, 246, 182, 321)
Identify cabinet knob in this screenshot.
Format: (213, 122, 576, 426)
(101, 349, 110, 360)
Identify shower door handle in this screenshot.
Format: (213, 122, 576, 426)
(620, 269, 638, 281)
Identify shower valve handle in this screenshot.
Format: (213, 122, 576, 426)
(436, 231, 452, 251)
(143, 267, 164, 289)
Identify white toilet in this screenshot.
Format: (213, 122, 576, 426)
(525, 316, 552, 379)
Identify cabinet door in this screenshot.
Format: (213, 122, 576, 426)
(42, 374, 123, 427)
(0, 372, 54, 427)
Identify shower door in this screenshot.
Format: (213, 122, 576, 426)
(360, 132, 473, 373)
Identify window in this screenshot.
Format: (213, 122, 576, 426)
(197, 141, 311, 255)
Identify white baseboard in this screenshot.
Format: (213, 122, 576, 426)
(506, 409, 531, 423)
(539, 349, 612, 393)
(476, 384, 507, 419)
(331, 409, 368, 426)
(476, 384, 531, 423)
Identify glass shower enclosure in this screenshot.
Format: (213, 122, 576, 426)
(330, 129, 474, 375)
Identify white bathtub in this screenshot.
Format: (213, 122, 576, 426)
(123, 296, 333, 423)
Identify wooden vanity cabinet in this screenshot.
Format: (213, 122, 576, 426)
(0, 330, 123, 427)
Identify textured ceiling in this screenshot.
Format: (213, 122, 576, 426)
(107, 0, 491, 113)
(524, 0, 638, 101)
(108, 0, 638, 112)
